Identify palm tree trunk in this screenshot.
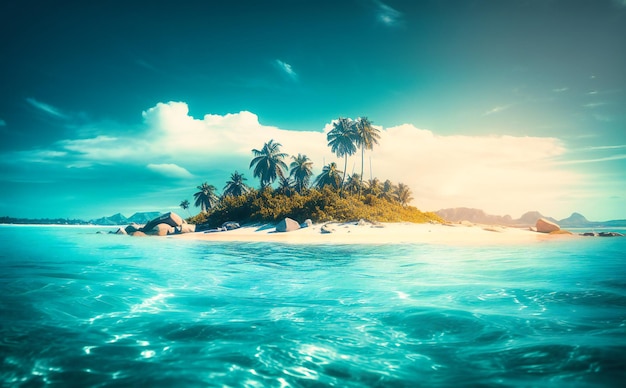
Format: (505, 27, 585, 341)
(340, 154, 348, 197)
(359, 145, 364, 199)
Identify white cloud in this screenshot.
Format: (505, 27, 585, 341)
(147, 163, 193, 178)
(374, 0, 403, 26)
(274, 59, 298, 81)
(584, 144, 626, 151)
(21, 101, 583, 217)
(372, 124, 575, 216)
(483, 104, 512, 116)
(556, 154, 626, 165)
(26, 98, 68, 119)
(583, 102, 606, 108)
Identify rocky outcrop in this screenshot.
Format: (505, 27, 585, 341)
(536, 218, 560, 233)
(143, 212, 183, 231)
(276, 218, 300, 232)
(179, 223, 196, 233)
(114, 212, 196, 237)
(145, 223, 175, 236)
(598, 232, 624, 237)
(125, 223, 143, 234)
(114, 227, 127, 235)
(301, 219, 313, 228)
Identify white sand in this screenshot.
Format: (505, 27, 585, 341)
(172, 222, 576, 245)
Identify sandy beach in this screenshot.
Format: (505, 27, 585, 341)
(172, 221, 573, 245)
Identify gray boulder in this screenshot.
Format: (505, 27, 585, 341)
(143, 212, 184, 232)
(114, 227, 127, 235)
(536, 218, 560, 233)
(321, 224, 334, 234)
(179, 223, 196, 233)
(145, 223, 175, 236)
(125, 223, 143, 234)
(276, 217, 300, 232)
(222, 221, 240, 230)
(599, 231, 624, 237)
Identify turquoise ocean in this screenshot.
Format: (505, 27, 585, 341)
(1, 225, 625, 387)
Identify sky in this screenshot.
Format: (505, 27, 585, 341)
(1, 0, 625, 221)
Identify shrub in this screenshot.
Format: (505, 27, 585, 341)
(188, 188, 443, 227)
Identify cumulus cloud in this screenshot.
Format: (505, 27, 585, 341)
(372, 124, 574, 215)
(18, 101, 582, 216)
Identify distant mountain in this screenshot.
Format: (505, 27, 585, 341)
(558, 212, 590, 227)
(517, 211, 558, 226)
(127, 212, 162, 224)
(436, 208, 626, 228)
(435, 208, 513, 225)
(89, 213, 128, 225)
(88, 211, 162, 225)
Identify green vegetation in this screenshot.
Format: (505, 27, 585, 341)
(183, 117, 443, 227)
(189, 187, 442, 227)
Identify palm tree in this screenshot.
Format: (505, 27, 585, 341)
(354, 117, 381, 197)
(314, 162, 343, 190)
(223, 171, 251, 197)
(344, 173, 362, 195)
(289, 153, 313, 193)
(179, 199, 191, 217)
(193, 182, 219, 213)
(365, 178, 382, 198)
(327, 117, 357, 189)
(277, 176, 294, 197)
(382, 179, 397, 201)
(396, 183, 414, 207)
(250, 139, 288, 188)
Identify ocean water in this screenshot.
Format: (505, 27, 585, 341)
(1, 225, 625, 387)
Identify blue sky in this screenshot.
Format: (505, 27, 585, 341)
(1, 0, 625, 221)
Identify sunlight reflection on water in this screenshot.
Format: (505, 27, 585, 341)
(0, 226, 625, 386)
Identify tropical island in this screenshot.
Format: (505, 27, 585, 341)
(182, 117, 442, 228)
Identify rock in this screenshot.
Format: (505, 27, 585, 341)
(125, 223, 143, 234)
(114, 227, 127, 235)
(276, 217, 300, 232)
(301, 219, 313, 228)
(145, 223, 175, 236)
(143, 212, 184, 232)
(321, 224, 334, 234)
(356, 219, 369, 226)
(536, 218, 560, 233)
(580, 232, 597, 237)
(179, 223, 196, 233)
(598, 232, 624, 237)
(131, 231, 147, 237)
(222, 221, 240, 230)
